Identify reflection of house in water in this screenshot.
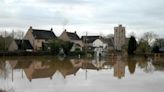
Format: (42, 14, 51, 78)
(70, 59, 82, 68)
(82, 61, 99, 70)
(58, 60, 80, 78)
(8, 60, 32, 81)
(8, 60, 32, 69)
(24, 61, 56, 82)
(114, 56, 126, 79)
(102, 59, 116, 69)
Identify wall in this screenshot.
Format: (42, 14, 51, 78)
(8, 41, 18, 51)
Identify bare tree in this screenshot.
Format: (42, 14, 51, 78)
(141, 32, 158, 46)
(106, 34, 114, 38)
(14, 30, 24, 39)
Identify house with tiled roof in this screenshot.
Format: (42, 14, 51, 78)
(58, 60, 80, 78)
(24, 26, 57, 51)
(81, 36, 101, 45)
(59, 29, 83, 51)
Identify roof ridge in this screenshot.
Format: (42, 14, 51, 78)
(32, 29, 52, 32)
(66, 31, 76, 34)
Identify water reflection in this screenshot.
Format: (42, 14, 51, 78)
(114, 55, 125, 79)
(127, 57, 137, 74)
(0, 56, 164, 92)
(144, 58, 155, 73)
(0, 56, 159, 81)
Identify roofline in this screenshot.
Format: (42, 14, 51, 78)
(32, 29, 53, 32)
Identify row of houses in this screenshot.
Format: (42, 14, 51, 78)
(8, 26, 114, 54)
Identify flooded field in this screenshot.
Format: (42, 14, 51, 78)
(0, 56, 164, 92)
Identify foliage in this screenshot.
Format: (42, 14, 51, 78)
(135, 32, 158, 54)
(128, 36, 138, 55)
(105, 34, 114, 38)
(68, 50, 85, 57)
(50, 39, 73, 55)
(61, 41, 73, 55)
(136, 39, 151, 54)
(50, 39, 61, 55)
(152, 45, 159, 53)
(0, 36, 13, 51)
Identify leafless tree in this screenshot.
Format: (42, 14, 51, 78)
(141, 32, 158, 46)
(13, 30, 24, 39)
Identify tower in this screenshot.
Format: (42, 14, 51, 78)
(114, 24, 126, 51)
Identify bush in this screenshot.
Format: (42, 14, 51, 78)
(68, 50, 85, 57)
(50, 39, 73, 55)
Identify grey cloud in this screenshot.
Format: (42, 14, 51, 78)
(0, 0, 164, 37)
(37, 0, 88, 4)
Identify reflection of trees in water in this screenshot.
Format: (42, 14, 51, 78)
(0, 61, 5, 78)
(138, 58, 148, 69)
(0, 61, 9, 79)
(127, 57, 137, 74)
(144, 58, 155, 73)
(0, 60, 14, 92)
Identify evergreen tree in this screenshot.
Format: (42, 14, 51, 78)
(128, 36, 137, 55)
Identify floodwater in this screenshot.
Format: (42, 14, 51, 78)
(0, 56, 164, 92)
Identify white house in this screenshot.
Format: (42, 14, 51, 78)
(92, 38, 108, 57)
(92, 39, 107, 49)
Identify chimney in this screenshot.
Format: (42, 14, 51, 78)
(64, 29, 67, 32)
(50, 28, 53, 31)
(74, 31, 77, 34)
(29, 26, 32, 30)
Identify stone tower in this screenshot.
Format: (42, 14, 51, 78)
(114, 24, 126, 51)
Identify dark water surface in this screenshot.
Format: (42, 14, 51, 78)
(0, 56, 164, 92)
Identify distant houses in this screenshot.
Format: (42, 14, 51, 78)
(81, 35, 115, 55)
(81, 36, 101, 49)
(8, 24, 128, 55)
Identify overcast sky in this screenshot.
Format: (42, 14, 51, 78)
(0, 0, 164, 37)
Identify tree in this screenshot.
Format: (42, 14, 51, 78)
(152, 45, 159, 53)
(105, 34, 114, 38)
(142, 32, 158, 46)
(14, 30, 24, 39)
(50, 39, 73, 55)
(136, 39, 151, 55)
(61, 41, 73, 55)
(0, 36, 13, 51)
(50, 39, 61, 55)
(128, 36, 137, 55)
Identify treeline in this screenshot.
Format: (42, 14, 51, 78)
(127, 32, 161, 56)
(0, 30, 24, 51)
